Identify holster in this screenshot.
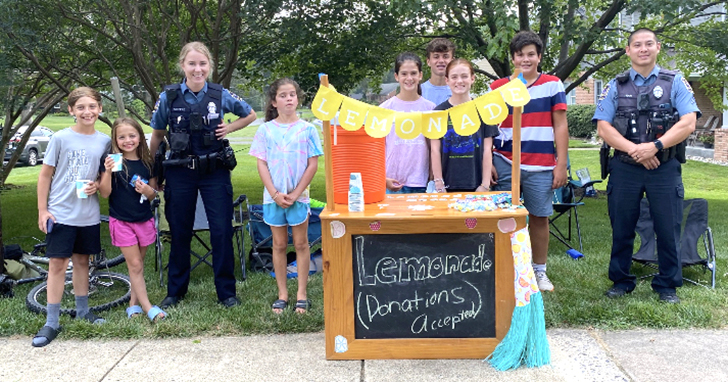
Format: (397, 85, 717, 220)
(675, 140, 686, 163)
(600, 143, 611, 179)
(219, 139, 237, 170)
(154, 140, 167, 186)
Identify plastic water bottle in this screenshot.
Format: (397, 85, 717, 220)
(348, 172, 364, 212)
(585, 185, 596, 197)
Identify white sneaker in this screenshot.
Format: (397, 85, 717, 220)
(535, 271, 554, 292)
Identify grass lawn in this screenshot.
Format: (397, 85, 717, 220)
(1, 141, 726, 339)
(568, 138, 600, 148)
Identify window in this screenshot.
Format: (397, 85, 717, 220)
(594, 80, 603, 104)
(564, 83, 577, 105)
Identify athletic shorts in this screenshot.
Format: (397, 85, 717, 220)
(264, 202, 309, 227)
(45, 223, 101, 258)
(109, 217, 156, 248)
(492, 155, 554, 217)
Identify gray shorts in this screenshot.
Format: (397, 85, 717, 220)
(492, 155, 553, 217)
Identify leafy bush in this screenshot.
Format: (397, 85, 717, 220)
(567, 104, 597, 138)
(699, 132, 714, 144)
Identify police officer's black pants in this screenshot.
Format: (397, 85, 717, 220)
(164, 166, 236, 301)
(606, 158, 684, 293)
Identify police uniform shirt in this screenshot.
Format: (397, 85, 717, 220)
(150, 81, 253, 130)
(592, 65, 701, 124)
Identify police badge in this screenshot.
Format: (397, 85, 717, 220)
(653, 85, 663, 99)
(207, 101, 219, 121)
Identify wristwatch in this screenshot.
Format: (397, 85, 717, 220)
(653, 139, 664, 151)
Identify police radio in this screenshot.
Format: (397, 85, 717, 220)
(651, 112, 666, 138)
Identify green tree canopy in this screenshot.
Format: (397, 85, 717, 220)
(390, 0, 727, 104)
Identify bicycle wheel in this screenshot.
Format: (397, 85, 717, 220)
(26, 272, 132, 317)
(94, 248, 126, 269)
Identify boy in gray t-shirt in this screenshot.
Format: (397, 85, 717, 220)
(421, 38, 456, 105)
(44, 128, 111, 226)
(33, 87, 111, 347)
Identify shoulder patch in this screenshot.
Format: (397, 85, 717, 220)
(681, 77, 694, 94)
(225, 89, 244, 103)
(153, 98, 161, 114)
(598, 83, 611, 102)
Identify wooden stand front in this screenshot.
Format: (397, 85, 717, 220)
(321, 193, 527, 359)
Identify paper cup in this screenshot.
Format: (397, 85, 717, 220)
(76, 180, 90, 198)
(109, 153, 123, 172)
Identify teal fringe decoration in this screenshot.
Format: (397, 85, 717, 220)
(486, 305, 529, 370)
(523, 292, 550, 368)
(486, 292, 550, 371)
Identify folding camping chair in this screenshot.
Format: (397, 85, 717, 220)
(549, 160, 602, 255)
(246, 199, 323, 273)
(153, 193, 248, 286)
(633, 198, 717, 288)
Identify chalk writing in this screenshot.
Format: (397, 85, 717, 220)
(352, 233, 495, 339)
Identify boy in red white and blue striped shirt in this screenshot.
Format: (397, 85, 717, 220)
(490, 31, 569, 292)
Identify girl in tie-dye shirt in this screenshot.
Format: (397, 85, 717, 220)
(249, 78, 323, 314)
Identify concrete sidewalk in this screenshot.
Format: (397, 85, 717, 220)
(2, 329, 726, 382)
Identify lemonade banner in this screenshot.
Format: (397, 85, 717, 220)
(312, 77, 530, 139)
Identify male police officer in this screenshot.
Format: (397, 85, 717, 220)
(593, 28, 699, 304)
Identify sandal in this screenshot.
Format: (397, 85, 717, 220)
(147, 305, 167, 322)
(294, 299, 311, 314)
(271, 299, 288, 314)
(32, 325, 62, 347)
(78, 311, 106, 325)
(126, 305, 143, 318)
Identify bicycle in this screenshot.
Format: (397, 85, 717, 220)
(1, 230, 131, 317)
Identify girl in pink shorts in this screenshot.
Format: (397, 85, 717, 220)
(99, 117, 166, 321)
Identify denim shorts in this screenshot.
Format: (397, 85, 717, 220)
(493, 155, 553, 217)
(263, 201, 310, 227)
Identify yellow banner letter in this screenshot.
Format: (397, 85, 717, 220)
(364, 106, 395, 138)
(474, 92, 508, 125)
(421, 110, 449, 139)
(448, 101, 481, 136)
(498, 78, 531, 107)
(394, 112, 422, 140)
(339, 98, 370, 131)
(311, 85, 344, 121)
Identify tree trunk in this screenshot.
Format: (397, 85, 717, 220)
(0, 197, 5, 274)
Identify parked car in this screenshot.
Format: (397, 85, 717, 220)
(4, 125, 54, 166)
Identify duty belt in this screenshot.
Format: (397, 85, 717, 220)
(614, 150, 675, 166)
(163, 155, 198, 170)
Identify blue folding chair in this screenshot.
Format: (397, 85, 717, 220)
(549, 159, 602, 257)
(246, 200, 323, 273)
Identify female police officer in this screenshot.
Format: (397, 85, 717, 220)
(149, 42, 256, 309)
(593, 29, 699, 304)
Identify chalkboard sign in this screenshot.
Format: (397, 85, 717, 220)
(352, 233, 495, 339)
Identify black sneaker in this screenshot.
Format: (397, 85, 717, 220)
(658, 292, 680, 304)
(604, 286, 632, 299)
(160, 295, 184, 309)
(219, 296, 241, 308)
